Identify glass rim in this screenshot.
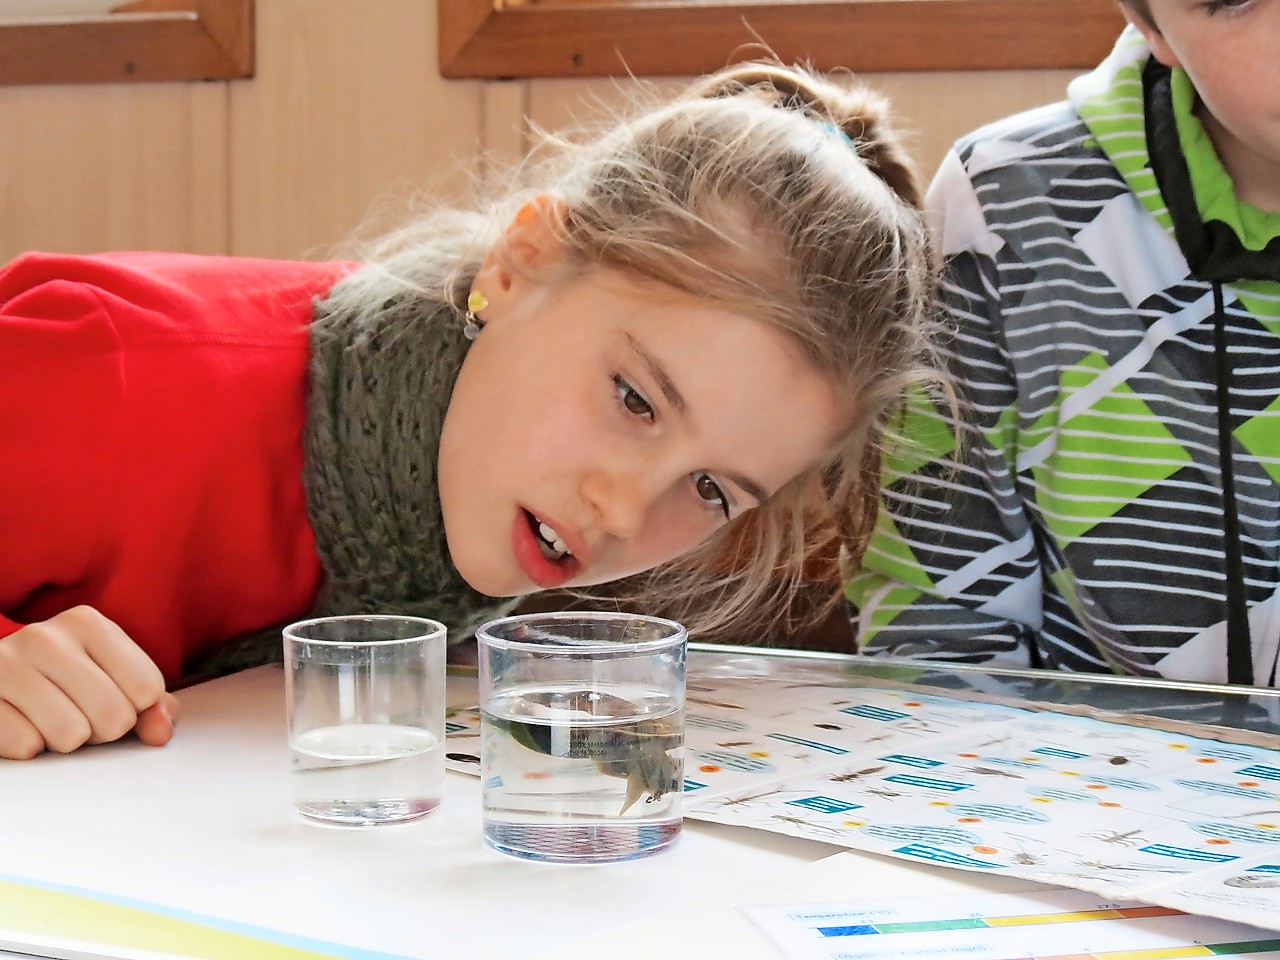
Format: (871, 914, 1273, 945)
(282, 614, 447, 646)
(474, 611, 687, 654)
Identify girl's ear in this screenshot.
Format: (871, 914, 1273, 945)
(503, 194, 570, 272)
(1120, 5, 1180, 68)
(472, 194, 569, 300)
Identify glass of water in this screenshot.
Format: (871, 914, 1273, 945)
(284, 615, 447, 827)
(476, 611, 687, 863)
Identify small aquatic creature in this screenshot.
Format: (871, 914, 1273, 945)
(496, 689, 683, 816)
(617, 730, 683, 815)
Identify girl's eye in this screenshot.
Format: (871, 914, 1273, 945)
(1205, 0, 1251, 12)
(693, 471, 730, 520)
(613, 375, 654, 422)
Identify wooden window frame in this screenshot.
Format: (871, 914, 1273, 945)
(0, 0, 253, 86)
(440, 0, 1127, 79)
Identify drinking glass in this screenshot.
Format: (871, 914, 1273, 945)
(476, 611, 687, 863)
(284, 615, 447, 826)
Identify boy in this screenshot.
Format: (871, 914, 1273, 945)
(846, 1, 1280, 684)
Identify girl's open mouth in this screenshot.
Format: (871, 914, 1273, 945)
(513, 509, 583, 591)
(529, 513, 572, 562)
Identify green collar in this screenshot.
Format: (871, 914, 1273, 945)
(1072, 27, 1280, 280)
(1171, 69, 1280, 253)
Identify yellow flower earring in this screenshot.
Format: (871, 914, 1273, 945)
(463, 290, 488, 341)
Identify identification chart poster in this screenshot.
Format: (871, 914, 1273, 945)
(445, 653, 1280, 931)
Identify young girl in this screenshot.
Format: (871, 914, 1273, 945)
(0, 62, 940, 760)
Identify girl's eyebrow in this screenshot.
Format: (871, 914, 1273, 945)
(626, 333, 686, 416)
(625, 333, 770, 506)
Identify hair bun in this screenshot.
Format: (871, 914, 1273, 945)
(688, 60, 922, 210)
(827, 95, 922, 209)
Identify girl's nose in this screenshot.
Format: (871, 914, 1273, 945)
(580, 466, 658, 541)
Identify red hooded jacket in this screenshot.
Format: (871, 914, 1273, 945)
(0, 251, 352, 681)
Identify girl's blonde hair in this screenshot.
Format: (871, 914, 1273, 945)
(337, 60, 947, 640)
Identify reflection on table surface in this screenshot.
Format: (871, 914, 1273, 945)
(688, 642, 1280, 739)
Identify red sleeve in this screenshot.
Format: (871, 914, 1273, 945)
(0, 264, 128, 632)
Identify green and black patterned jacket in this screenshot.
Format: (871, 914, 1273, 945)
(847, 29, 1280, 685)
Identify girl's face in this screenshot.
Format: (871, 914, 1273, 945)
(1130, 0, 1280, 210)
(437, 216, 844, 598)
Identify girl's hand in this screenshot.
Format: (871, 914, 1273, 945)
(0, 606, 180, 760)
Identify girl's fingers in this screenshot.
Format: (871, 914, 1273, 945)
(59, 606, 166, 713)
(132, 693, 180, 747)
(76, 676, 152, 745)
(0, 656, 94, 754)
(0, 606, 168, 754)
(0, 698, 46, 761)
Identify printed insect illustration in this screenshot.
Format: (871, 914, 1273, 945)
(863, 786, 903, 800)
(1075, 859, 1180, 874)
(1083, 827, 1146, 847)
(976, 733, 1020, 749)
(1102, 753, 1149, 768)
(717, 787, 783, 809)
(770, 814, 846, 840)
(687, 695, 745, 710)
(1008, 847, 1048, 866)
(830, 766, 887, 783)
(959, 765, 1024, 779)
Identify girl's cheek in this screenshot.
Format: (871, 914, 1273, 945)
(645, 508, 712, 562)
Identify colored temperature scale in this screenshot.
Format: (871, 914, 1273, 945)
(746, 891, 1280, 960)
(816, 904, 1280, 959)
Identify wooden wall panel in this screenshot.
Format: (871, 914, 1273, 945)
(875, 69, 1080, 180)
(0, 0, 1092, 267)
(479, 80, 529, 180)
(0, 81, 227, 262)
(227, 0, 484, 260)
(0, 0, 255, 87)
(440, 0, 1124, 78)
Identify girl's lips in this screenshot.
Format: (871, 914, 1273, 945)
(512, 510, 582, 590)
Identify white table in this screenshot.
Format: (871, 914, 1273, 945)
(0, 660, 1044, 960)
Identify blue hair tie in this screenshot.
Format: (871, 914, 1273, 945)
(817, 120, 856, 150)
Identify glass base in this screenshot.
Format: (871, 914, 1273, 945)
(483, 819, 681, 863)
(296, 797, 440, 827)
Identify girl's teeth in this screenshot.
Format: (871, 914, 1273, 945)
(537, 521, 571, 559)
